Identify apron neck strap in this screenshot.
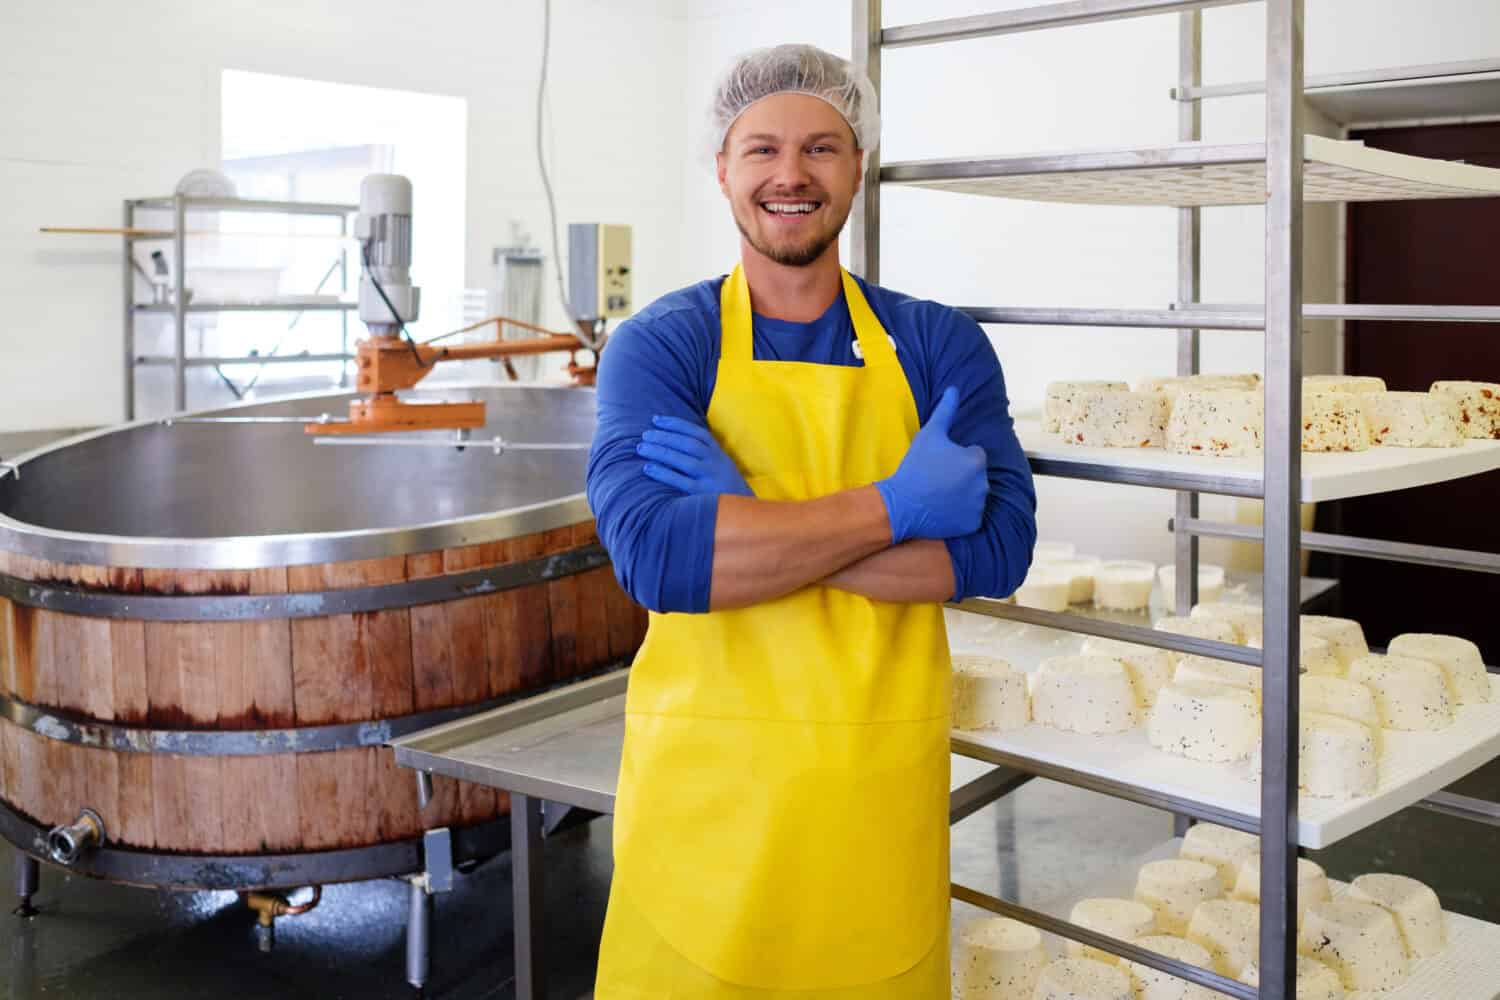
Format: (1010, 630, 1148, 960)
(719, 264, 897, 366)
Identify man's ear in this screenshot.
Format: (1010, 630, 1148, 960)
(853, 149, 866, 195)
(716, 151, 730, 197)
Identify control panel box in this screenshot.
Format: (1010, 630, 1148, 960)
(568, 223, 632, 320)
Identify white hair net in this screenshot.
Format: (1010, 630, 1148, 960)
(708, 44, 880, 159)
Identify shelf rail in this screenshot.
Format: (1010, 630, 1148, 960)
(1171, 518, 1500, 575)
(881, 0, 1259, 48)
(1175, 56, 1500, 102)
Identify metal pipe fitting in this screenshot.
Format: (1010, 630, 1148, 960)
(244, 886, 322, 953)
(46, 809, 105, 865)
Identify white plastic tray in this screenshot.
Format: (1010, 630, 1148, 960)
(1016, 419, 1500, 502)
(947, 616, 1500, 849)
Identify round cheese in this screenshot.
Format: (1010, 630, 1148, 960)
(1300, 616, 1369, 669)
(1156, 615, 1239, 645)
(1172, 657, 1261, 700)
(951, 654, 1029, 732)
(1067, 898, 1157, 964)
(1125, 935, 1218, 1000)
(1081, 637, 1174, 709)
(1180, 823, 1259, 889)
(1387, 632, 1492, 706)
(1031, 656, 1141, 734)
(1300, 675, 1381, 733)
(1186, 898, 1259, 976)
(1189, 602, 1263, 647)
(1364, 390, 1464, 448)
(1237, 955, 1343, 999)
(1304, 374, 1387, 395)
(1299, 900, 1410, 991)
(1300, 635, 1343, 677)
(1166, 389, 1263, 457)
(1148, 681, 1259, 763)
(1134, 859, 1224, 936)
(1137, 373, 1262, 401)
(1034, 957, 1134, 1000)
(1347, 873, 1446, 960)
(1034, 540, 1077, 562)
(1016, 566, 1073, 612)
(1299, 712, 1379, 799)
(1347, 654, 1454, 731)
(1232, 856, 1331, 925)
(1094, 560, 1156, 611)
(1044, 380, 1130, 433)
(1431, 380, 1500, 440)
(1156, 564, 1226, 607)
(953, 916, 1050, 998)
(1302, 392, 1372, 452)
(1057, 390, 1171, 448)
(1039, 556, 1103, 604)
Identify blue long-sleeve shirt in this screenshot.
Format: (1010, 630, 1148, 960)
(586, 275, 1036, 613)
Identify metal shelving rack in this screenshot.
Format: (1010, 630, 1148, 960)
(852, 2, 1500, 998)
(122, 194, 358, 418)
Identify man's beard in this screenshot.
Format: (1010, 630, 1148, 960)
(732, 202, 847, 268)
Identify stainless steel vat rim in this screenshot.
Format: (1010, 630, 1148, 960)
(0, 798, 510, 890)
(0, 660, 630, 755)
(0, 383, 598, 570)
(0, 544, 609, 621)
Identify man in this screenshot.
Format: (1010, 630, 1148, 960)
(587, 43, 1036, 998)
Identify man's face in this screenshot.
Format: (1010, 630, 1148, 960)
(716, 93, 864, 268)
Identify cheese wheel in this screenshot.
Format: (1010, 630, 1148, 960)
(1303, 374, 1387, 395)
(1431, 380, 1500, 440)
(951, 655, 1029, 732)
(1299, 900, 1409, 991)
(1364, 390, 1464, 448)
(1031, 656, 1141, 734)
(1387, 633, 1492, 706)
(1066, 898, 1157, 964)
(1301, 616, 1369, 669)
(1186, 898, 1259, 976)
(1125, 935, 1218, 1000)
(1180, 824, 1259, 889)
(1300, 712, 1379, 799)
(1156, 564, 1226, 607)
(1347, 654, 1454, 731)
(1172, 657, 1261, 700)
(1148, 682, 1259, 763)
(1137, 373, 1262, 401)
(953, 916, 1050, 998)
(1190, 602, 1263, 647)
(1016, 567, 1073, 612)
(1094, 560, 1156, 611)
(1237, 955, 1344, 1000)
(1044, 380, 1130, 433)
(1156, 615, 1239, 645)
(1057, 390, 1171, 448)
(1081, 637, 1174, 709)
(1302, 392, 1372, 452)
(1300, 635, 1343, 678)
(1039, 556, 1102, 604)
(1166, 390, 1264, 457)
(1232, 856, 1331, 924)
(1300, 674, 1381, 732)
(1134, 859, 1223, 935)
(1346, 873, 1446, 960)
(1034, 541, 1077, 562)
(1034, 957, 1133, 1000)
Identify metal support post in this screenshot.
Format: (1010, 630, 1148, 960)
(172, 194, 188, 412)
(851, 0, 882, 282)
(339, 214, 351, 389)
(123, 200, 137, 421)
(1173, 8, 1202, 619)
(406, 879, 432, 993)
(511, 793, 546, 1000)
(1260, 3, 1305, 999)
(13, 853, 39, 917)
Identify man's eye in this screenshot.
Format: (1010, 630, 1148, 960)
(747, 146, 774, 156)
(809, 145, 835, 154)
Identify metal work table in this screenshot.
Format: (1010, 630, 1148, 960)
(390, 669, 1028, 999)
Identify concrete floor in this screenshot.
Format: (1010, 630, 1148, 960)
(2, 758, 1496, 999)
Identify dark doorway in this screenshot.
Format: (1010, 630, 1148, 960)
(1333, 122, 1500, 662)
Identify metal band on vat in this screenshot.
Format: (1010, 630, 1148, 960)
(0, 661, 629, 756)
(0, 544, 609, 622)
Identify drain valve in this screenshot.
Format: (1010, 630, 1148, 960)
(46, 809, 105, 865)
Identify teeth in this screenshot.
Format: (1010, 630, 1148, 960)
(763, 202, 817, 215)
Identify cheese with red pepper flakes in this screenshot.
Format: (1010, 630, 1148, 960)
(1056, 390, 1170, 448)
(1043, 379, 1130, 432)
(1166, 390, 1263, 457)
(1362, 390, 1463, 447)
(1431, 380, 1500, 439)
(1303, 374, 1386, 394)
(1136, 373, 1262, 401)
(1302, 391, 1372, 452)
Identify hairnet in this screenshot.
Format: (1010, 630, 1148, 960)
(708, 44, 880, 159)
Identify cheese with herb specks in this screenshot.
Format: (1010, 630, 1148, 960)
(1232, 856, 1331, 925)
(1134, 859, 1223, 936)
(1125, 936, 1219, 1000)
(1031, 656, 1141, 734)
(953, 916, 1050, 998)
(1156, 615, 1239, 645)
(1301, 616, 1369, 669)
(1094, 560, 1156, 611)
(1301, 674, 1381, 732)
(1299, 900, 1410, 991)
(1237, 955, 1343, 1000)
(1044, 380, 1130, 433)
(1167, 390, 1264, 457)
(1066, 898, 1156, 964)
(1189, 602, 1263, 646)
(1180, 824, 1259, 889)
(1147, 681, 1259, 763)
(1299, 712, 1378, 799)
(1387, 632, 1492, 705)
(1431, 380, 1500, 439)
(1034, 958, 1134, 1000)
(1363, 390, 1464, 447)
(1187, 898, 1259, 976)
(1347, 873, 1446, 960)
(1056, 390, 1171, 448)
(1081, 637, 1174, 709)
(1348, 654, 1454, 731)
(1015, 566, 1072, 612)
(951, 655, 1029, 732)
(1038, 555, 1102, 604)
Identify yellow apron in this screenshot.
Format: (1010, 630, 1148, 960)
(595, 266, 952, 998)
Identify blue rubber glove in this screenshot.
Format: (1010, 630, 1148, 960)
(638, 415, 754, 497)
(874, 386, 988, 544)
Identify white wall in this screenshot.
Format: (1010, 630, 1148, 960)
(0, 0, 689, 430)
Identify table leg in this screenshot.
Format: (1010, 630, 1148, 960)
(512, 793, 546, 999)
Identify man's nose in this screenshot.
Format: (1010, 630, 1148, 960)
(768, 149, 813, 189)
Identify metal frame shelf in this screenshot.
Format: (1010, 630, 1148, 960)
(123, 193, 357, 418)
(854, 1, 1500, 997)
